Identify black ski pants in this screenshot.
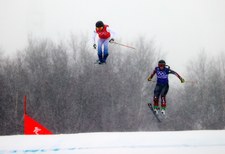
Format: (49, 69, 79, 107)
(153, 83, 169, 107)
(154, 83, 169, 98)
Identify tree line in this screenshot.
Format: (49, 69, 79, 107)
(0, 36, 224, 135)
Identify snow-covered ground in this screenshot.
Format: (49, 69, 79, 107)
(0, 130, 225, 154)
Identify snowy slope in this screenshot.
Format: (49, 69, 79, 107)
(0, 130, 225, 154)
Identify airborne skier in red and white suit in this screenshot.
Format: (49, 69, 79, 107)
(93, 21, 115, 64)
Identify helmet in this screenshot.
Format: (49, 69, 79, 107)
(158, 60, 166, 67)
(96, 21, 104, 27)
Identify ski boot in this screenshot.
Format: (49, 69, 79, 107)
(95, 59, 100, 64)
(95, 59, 105, 65)
(153, 106, 160, 115)
(161, 107, 166, 115)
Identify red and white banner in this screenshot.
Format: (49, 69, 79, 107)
(23, 96, 53, 135)
(24, 114, 53, 135)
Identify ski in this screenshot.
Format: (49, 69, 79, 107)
(147, 103, 161, 123)
(94, 60, 106, 65)
(94, 60, 100, 64)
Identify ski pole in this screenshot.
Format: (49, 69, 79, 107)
(184, 80, 199, 84)
(148, 80, 157, 83)
(110, 41, 136, 50)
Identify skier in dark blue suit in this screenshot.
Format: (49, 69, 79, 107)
(147, 60, 185, 115)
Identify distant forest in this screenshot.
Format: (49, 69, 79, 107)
(0, 35, 225, 135)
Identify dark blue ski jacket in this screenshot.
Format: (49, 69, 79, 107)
(149, 66, 182, 84)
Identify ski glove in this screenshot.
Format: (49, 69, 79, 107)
(93, 44, 96, 49)
(147, 76, 152, 81)
(109, 38, 115, 43)
(180, 78, 185, 83)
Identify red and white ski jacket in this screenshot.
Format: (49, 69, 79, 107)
(93, 24, 115, 43)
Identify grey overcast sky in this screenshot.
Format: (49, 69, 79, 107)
(0, 0, 225, 74)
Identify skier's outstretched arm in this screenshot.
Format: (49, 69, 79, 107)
(169, 69, 185, 83)
(147, 69, 156, 81)
(92, 31, 97, 49)
(107, 27, 116, 43)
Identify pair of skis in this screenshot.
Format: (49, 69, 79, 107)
(147, 103, 166, 122)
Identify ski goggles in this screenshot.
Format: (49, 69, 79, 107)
(158, 63, 165, 67)
(96, 27, 103, 31)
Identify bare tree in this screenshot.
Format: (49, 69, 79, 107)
(178, 51, 225, 129)
(2, 35, 224, 135)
